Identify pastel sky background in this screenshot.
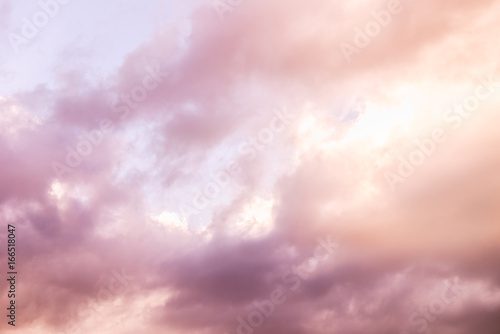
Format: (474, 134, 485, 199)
(1, 0, 500, 333)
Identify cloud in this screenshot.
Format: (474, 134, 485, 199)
(1, 0, 500, 333)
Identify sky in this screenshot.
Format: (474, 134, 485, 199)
(1, 0, 500, 333)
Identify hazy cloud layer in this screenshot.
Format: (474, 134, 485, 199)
(1, 0, 500, 333)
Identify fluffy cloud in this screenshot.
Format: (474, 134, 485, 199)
(1, 0, 500, 333)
